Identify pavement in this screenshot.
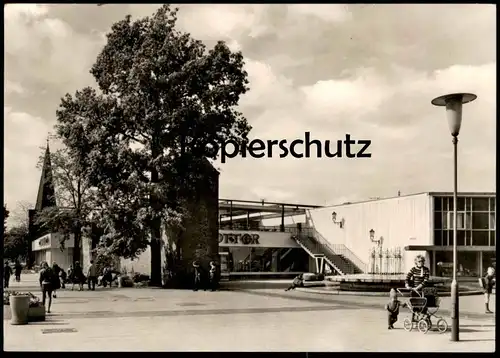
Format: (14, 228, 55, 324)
(3, 274, 496, 352)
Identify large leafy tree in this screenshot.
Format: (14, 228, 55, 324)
(55, 5, 251, 286)
(34, 144, 98, 265)
(3, 201, 32, 261)
(4, 225, 30, 261)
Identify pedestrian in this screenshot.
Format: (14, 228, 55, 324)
(87, 260, 98, 291)
(52, 262, 61, 298)
(60, 268, 67, 289)
(209, 261, 218, 291)
(193, 261, 202, 291)
(481, 267, 496, 314)
(39, 262, 55, 313)
(14, 260, 23, 282)
(385, 288, 406, 329)
(71, 261, 84, 291)
(285, 274, 304, 291)
(3, 261, 13, 288)
(67, 264, 74, 283)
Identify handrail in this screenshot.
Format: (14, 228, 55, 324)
(304, 210, 368, 273)
(294, 235, 345, 275)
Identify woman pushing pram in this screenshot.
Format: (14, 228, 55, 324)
(397, 254, 448, 333)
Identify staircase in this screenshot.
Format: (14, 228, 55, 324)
(300, 210, 367, 275)
(295, 234, 363, 275)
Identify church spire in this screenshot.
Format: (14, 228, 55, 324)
(35, 137, 57, 211)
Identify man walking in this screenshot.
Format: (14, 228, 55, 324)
(87, 260, 98, 291)
(4, 261, 13, 288)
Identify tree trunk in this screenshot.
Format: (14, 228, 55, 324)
(73, 229, 81, 265)
(149, 139, 163, 287)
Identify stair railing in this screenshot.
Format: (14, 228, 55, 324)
(303, 212, 368, 273)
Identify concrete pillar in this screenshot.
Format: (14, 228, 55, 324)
(280, 205, 285, 232)
(272, 251, 279, 272)
(432, 251, 436, 276)
(478, 251, 483, 277)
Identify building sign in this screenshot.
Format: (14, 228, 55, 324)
(219, 233, 260, 245)
(39, 236, 50, 248)
(218, 230, 300, 248)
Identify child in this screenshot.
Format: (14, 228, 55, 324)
(385, 288, 406, 329)
(285, 274, 304, 291)
(481, 267, 496, 314)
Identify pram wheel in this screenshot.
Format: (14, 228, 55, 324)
(403, 318, 413, 332)
(425, 317, 432, 330)
(436, 318, 448, 333)
(417, 319, 430, 334)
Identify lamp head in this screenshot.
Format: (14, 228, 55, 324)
(332, 212, 337, 222)
(431, 93, 477, 137)
(369, 229, 375, 239)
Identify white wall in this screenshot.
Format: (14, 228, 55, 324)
(308, 193, 432, 272)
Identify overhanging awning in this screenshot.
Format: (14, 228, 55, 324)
(405, 245, 496, 252)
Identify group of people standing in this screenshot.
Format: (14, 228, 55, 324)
(192, 260, 220, 291)
(3, 260, 23, 288)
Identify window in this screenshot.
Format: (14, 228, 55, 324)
(434, 212, 442, 229)
(457, 252, 479, 277)
(465, 197, 472, 211)
(443, 197, 450, 211)
(472, 213, 490, 230)
(457, 231, 465, 246)
(447, 231, 453, 246)
(472, 231, 489, 246)
(490, 231, 496, 247)
(472, 198, 489, 211)
(490, 197, 496, 212)
(457, 197, 466, 211)
(490, 213, 496, 230)
(446, 212, 467, 229)
(434, 197, 442, 211)
(434, 230, 443, 246)
(465, 231, 472, 246)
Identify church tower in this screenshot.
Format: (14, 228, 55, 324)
(35, 140, 57, 211)
(27, 139, 57, 267)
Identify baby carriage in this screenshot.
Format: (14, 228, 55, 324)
(396, 287, 448, 334)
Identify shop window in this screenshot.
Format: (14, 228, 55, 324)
(490, 197, 496, 212)
(457, 231, 466, 246)
(435, 251, 453, 277)
(434, 230, 443, 246)
(472, 231, 489, 246)
(434, 212, 442, 229)
(472, 213, 489, 230)
(457, 252, 479, 277)
(472, 198, 490, 211)
(482, 252, 496, 273)
(434, 197, 442, 211)
(489, 213, 495, 230)
(457, 197, 466, 211)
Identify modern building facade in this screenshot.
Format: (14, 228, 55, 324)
(306, 192, 496, 278)
(31, 233, 76, 269)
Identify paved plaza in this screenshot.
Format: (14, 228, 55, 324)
(3, 274, 496, 351)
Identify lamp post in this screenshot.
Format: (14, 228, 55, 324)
(431, 92, 477, 342)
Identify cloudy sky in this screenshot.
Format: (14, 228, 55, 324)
(4, 4, 496, 224)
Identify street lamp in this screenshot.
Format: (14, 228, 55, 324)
(431, 92, 477, 342)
